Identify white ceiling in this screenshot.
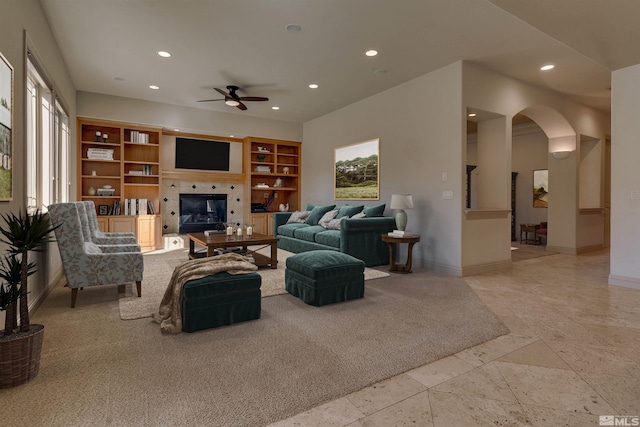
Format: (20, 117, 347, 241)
(39, 0, 639, 124)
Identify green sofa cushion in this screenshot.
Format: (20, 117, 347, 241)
(314, 229, 341, 248)
(305, 204, 336, 225)
(362, 203, 386, 217)
(293, 225, 326, 242)
(337, 205, 364, 218)
(277, 223, 309, 238)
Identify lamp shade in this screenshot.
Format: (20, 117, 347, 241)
(390, 194, 413, 210)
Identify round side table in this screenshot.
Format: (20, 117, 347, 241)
(381, 234, 420, 274)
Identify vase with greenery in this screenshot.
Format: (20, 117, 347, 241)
(0, 209, 59, 388)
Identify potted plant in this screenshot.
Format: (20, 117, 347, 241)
(0, 209, 59, 388)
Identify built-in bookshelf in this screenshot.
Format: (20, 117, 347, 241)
(77, 118, 162, 250)
(244, 137, 301, 235)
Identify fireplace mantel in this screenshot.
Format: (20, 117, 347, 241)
(162, 170, 245, 183)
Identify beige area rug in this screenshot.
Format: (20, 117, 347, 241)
(123, 266, 508, 426)
(118, 247, 390, 320)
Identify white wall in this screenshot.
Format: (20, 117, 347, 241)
(1, 0, 77, 323)
(610, 64, 640, 289)
(77, 92, 302, 142)
(303, 62, 464, 273)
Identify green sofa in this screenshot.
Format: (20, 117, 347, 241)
(273, 204, 396, 267)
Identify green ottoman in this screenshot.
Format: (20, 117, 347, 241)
(285, 250, 365, 306)
(182, 271, 262, 333)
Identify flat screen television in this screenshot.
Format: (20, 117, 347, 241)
(175, 137, 230, 171)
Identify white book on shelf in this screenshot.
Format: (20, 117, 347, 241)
(388, 231, 416, 238)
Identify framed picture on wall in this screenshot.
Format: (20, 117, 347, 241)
(533, 169, 548, 208)
(0, 52, 13, 201)
(334, 138, 380, 200)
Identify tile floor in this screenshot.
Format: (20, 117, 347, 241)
(269, 250, 640, 427)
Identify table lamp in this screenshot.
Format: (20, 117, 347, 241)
(390, 194, 413, 231)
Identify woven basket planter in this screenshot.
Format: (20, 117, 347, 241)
(0, 324, 45, 389)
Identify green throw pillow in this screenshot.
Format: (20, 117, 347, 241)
(337, 205, 364, 218)
(305, 205, 336, 225)
(362, 203, 385, 217)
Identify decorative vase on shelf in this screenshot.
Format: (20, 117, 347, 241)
(87, 186, 96, 196)
(279, 203, 289, 212)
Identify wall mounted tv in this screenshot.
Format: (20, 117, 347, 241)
(175, 137, 230, 171)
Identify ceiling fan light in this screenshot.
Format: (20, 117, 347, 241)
(225, 100, 240, 107)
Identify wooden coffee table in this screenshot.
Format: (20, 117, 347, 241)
(187, 232, 279, 269)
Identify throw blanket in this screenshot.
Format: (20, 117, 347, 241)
(152, 253, 258, 333)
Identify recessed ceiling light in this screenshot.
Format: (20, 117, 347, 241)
(365, 50, 378, 57)
(285, 24, 301, 32)
(540, 64, 555, 71)
(468, 113, 477, 117)
(373, 69, 387, 75)
(309, 84, 319, 89)
(272, 106, 280, 110)
(149, 85, 160, 90)
(157, 51, 171, 58)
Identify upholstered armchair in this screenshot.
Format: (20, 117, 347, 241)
(48, 203, 143, 308)
(81, 201, 138, 244)
(77, 202, 139, 249)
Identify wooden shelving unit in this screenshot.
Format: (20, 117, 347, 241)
(244, 137, 301, 235)
(77, 118, 163, 250)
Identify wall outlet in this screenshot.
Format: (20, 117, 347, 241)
(443, 190, 454, 199)
(631, 190, 640, 200)
(442, 172, 448, 181)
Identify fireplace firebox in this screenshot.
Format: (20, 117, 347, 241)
(179, 194, 227, 234)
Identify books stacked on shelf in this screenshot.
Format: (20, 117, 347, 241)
(388, 230, 417, 238)
(123, 198, 156, 215)
(128, 165, 153, 175)
(87, 148, 114, 160)
(254, 165, 271, 173)
(109, 200, 121, 215)
(130, 131, 150, 143)
(96, 188, 115, 196)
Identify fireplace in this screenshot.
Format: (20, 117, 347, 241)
(179, 194, 227, 234)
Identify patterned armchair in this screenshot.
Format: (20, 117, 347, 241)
(77, 202, 139, 249)
(81, 201, 138, 244)
(48, 203, 144, 308)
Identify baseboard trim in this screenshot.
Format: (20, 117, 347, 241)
(608, 274, 640, 290)
(30, 268, 65, 315)
(420, 260, 462, 276)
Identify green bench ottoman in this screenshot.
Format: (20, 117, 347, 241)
(285, 250, 365, 306)
(182, 271, 262, 333)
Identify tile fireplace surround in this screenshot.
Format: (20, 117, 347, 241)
(161, 179, 245, 234)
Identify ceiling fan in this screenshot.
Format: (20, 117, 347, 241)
(197, 85, 269, 111)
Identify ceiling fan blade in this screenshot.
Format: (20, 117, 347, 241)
(236, 102, 248, 111)
(215, 87, 230, 97)
(197, 98, 225, 102)
(238, 96, 269, 102)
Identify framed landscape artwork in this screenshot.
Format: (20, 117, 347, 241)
(533, 169, 548, 208)
(0, 52, 13, 201)
(334, 138, 379, 200)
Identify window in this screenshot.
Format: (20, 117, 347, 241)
(26, 54, 70, 212)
